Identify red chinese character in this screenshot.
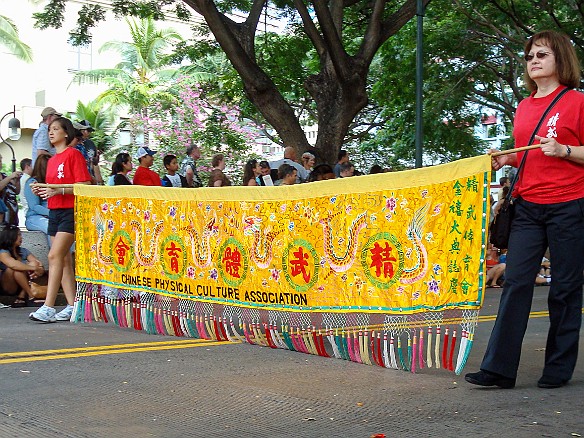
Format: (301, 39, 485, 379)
(165, 242, 182, 273)
(369, 242, 397, 278)
(290, 246, 310, 283)
(222, 246, 242, 278)
(114, 237, 130, 265)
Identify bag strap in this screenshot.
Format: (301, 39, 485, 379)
(505, 87, 571, 201)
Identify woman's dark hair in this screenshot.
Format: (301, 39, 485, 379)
(211, 153, 224, 168)
(524, 30, 581, 92)
(111, 153, 131, 175)
(308, 164, 335, 182)
(48, 117, 77, 147)
(369, 164, 383, 174)
(0, 224, 21, 259)
(31, 154, 50, 184)
(259, 160, 270, 170)
(243, 159, 258, 185)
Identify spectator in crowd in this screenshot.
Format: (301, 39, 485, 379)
(339, 161, 355, 178)
(29, 117, 91, 323)
(243, 159, 261, 186)
(133, 147, 161, 186)
(308, 164, 336, 182)
(180, 143, 203, 188)
(109, 153, 133, 186)
(24, 155, 50, 240)
(466, 30, 584, 390)
(0, 224, 45, 307)
(497, 176, 511, 201)
(78, 120, 103, 185)
(369, 164, 383, 174)
(32, 107, 61, 164)
(493, 186, 510, 217)
(257, 160, 272, 186)
(19, 158, 33, 218)
(333, 149, 349, 177)
(301, 152, 315, 172)
(72, 122, 91, 174)
(208, 154, 231, 187)
(269, 146, 309, 183)
(162, 154, 189, 187)
(0, 154, 22, 226)
(274, 164, 297, 186)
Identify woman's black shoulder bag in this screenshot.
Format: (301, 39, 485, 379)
(489, 88, 570, 249)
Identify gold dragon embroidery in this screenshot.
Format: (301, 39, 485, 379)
(399, 202, 430, 284)
(243, 216, 282, 269)
(182, 217, 217, 268)
(319, 211, 367, 272)
(130, 220, 165, 267)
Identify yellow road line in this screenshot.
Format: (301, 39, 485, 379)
(0, 339, 211, 358)
(2, 308, 580, 365)
(0, 340, 234, 364)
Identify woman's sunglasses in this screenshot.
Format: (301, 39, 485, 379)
(524, 51, 552, 62)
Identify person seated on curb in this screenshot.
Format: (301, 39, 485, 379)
(486, 262, 506, 288)
(24, 155, 50, 245)
(0, 224, 45, 307)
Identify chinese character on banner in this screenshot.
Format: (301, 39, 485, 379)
(165, 241, 182, 274)
(369, 241, 397, 279)
(290, 246, 311, 283)
(223, 246, 242, 278)
(114, 237, 130, 266)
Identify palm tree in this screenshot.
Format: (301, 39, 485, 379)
(0, 15, 33, 62)
(71, 17, 182, 115)
(68, 99, 115, 152)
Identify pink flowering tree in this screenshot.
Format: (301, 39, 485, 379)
(129, 76, 262, 184)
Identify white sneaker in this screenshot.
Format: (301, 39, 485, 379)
(55, 305, 74, 322)
(0, 303, 10, 309)
(29, 305, 57, 323)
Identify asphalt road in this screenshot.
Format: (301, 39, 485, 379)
(0, 285, 583, 438)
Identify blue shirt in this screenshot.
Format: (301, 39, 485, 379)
(0, 247, 31, 271)
(24, 177, 49, 219)
(32, 123, 55, 164)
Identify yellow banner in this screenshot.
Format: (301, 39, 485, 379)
(74, 155, 491, 313)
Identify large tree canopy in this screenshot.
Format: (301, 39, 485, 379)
(34, 0, 584, 167)
(34, 0, 430, 164)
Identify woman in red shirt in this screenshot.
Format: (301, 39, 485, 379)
(29, 117, 91, 323)
(466, 30, 584, 389)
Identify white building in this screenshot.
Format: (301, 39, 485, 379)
(0, 0, 200, 166)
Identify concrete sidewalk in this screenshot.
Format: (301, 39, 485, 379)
(0, 285, 583, 438)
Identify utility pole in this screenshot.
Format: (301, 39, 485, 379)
(415, 0, 425, 168)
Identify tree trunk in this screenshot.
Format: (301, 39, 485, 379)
(307, 61, 369, 164)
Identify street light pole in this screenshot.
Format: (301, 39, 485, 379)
(0, 105, 21, 172)
(415, 0, 425, 168)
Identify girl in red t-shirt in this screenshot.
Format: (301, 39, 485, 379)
(29, 117, 91, 323)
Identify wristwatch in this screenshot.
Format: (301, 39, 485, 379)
(564, 145, 572, 159)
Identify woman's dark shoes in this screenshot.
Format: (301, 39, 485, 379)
(465, 370, 516, 389)
(537, 376, 568, 389)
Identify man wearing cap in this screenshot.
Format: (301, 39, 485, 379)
(133, 147, 162, 186)
(32, 107, 61, 164)
(77, 120, 102, 185)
